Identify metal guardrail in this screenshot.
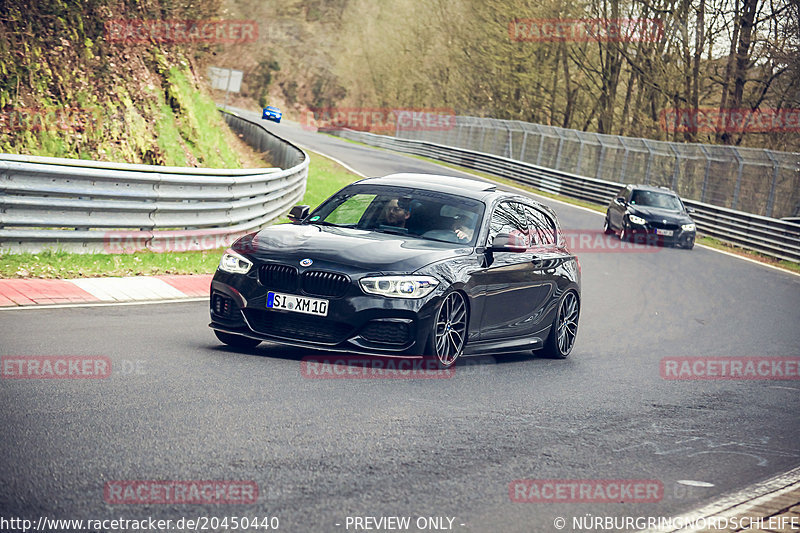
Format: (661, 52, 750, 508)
(326, 128, 800, 262)
(394, 115, 800, 219)
(0, 110, 308, 253)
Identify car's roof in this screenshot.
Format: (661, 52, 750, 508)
(354, 173, 497, 200)
(625, 184, 680, 195)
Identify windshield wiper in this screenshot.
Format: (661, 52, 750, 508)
(313, 221, 354, 228)
(372, 227, 410, 236)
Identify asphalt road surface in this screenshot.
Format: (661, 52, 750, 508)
(1, 113, 799, 532)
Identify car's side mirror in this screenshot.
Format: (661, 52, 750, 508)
(487, 233, 528, 253)
(614, 197, 626, 206)
(288, 205, 310, 223)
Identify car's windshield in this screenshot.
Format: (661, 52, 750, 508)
(630, 190, 684, 211)
(306, 185, 485, 245)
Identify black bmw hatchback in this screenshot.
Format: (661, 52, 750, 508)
(604, 184, 697, 249)
(210, 174, 581, 367)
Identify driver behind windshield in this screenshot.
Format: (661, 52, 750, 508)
(380, 197, 411, 227)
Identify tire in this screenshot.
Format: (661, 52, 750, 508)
(214, 330, 262, 349)
(603, 215, 614, 234)
(540, 290, 580, 359)
(619, 224, 629, 242)
(427, 291, 468, 368)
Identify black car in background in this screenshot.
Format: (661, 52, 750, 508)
(604, 184, 697, 249)
(210, 174, 581, 367)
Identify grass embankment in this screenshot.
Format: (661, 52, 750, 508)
(0, 152, 361, 278)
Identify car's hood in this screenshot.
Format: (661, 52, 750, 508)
(630, 206, 692, 224)
(235, 223, 467, 274)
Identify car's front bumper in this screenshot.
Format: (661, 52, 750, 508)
(626, 225, 695, 247)
(209, 274, 440, 356)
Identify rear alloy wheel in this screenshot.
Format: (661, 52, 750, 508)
(214, 330, 262, 349)
(432, 291, 468, 368)
(603, 216, 614, 234)
(541, 290, 579, 359)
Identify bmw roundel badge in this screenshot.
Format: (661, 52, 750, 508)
(300, 258, 313, 267)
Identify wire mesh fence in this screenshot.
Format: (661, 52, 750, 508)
(395, 116, 800, 219)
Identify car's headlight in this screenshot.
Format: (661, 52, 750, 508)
(628, 214, 647, 225)
(219, 250, 253, 274)
(360, 276, 439, 298)
(681, 223, 696, 231)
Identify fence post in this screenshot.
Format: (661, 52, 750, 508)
(595, 141, 606, 180)
(619, 142, 630, 183)
(731, 148, 744, 210)
(643, 140, 653, 184)
(503, 122, 513, 160)
(668, 144, 681, 190)
(536, 131, 546, 166)
(555, 131, 565, 171)
(519, 130, 528, 162)
(764, 150, 779, 218)
(699, 145, 712, 203)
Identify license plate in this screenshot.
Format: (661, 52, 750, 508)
(267, 291, 329, 317)
(656, 229, 674, 236)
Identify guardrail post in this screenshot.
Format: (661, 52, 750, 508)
(764, 150, 779, 218)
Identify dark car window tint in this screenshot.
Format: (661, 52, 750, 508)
(488, 202, 530, 247)
(631, 190, 682, 210)
(309, 185, 485, 245)
(525, 205, 557, 245)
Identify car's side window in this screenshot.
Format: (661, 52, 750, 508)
(325, 194, 376, 225)
(525, 205, 557, 246)
(488, 201, 530, 247)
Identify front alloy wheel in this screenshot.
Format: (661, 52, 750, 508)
(619, 223, 629, 242)
(603, 215, 614, 234)
(541, 290, 579, 359)
(432, 291, 468, 367)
